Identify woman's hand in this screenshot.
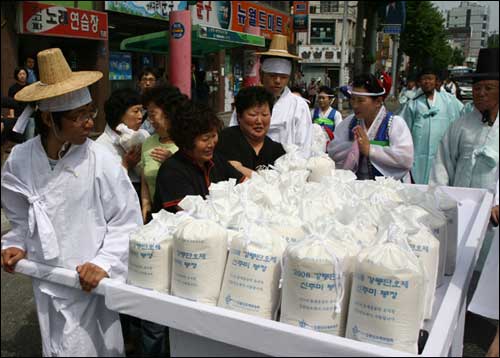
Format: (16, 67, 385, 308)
(76, 262, 109, 292)
(353, 125, 370, 157)
(123, 145, 141, 170)
(150, 147, 173, 163)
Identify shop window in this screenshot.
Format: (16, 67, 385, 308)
(311, 21, 336, 45)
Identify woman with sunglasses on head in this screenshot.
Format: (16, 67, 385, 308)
(327, 73, 414, 182)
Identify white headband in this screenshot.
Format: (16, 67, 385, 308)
(350, 88, 386, 97)
(13, 88, 92, 134)
(261, 58, 292, 75)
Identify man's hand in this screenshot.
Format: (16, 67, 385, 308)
(491, 205, 499, 227)
(76, 262, 109, 292)
(123, 145, 141, 170)
(150, 147, 173, 163)
(1, 248, 26, 273)
(353, 125, 370, 157)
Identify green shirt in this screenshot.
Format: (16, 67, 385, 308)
(141, 134, 178, 199)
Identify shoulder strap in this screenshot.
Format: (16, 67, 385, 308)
(313, 108, 320, 120)
(374, 111, 393, 142)
(327, 108, 337, 121)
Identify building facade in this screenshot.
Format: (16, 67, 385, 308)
(446, 1, 489, 65)
(295, 1, 356, 91)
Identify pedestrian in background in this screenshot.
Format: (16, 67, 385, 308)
(24, 56, 37, 84)
(399, 59, 463, 184)
(137, 67, 160, 135)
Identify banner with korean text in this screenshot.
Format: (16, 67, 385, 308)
(18, 1, 108, 40)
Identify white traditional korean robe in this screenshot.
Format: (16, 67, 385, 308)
(230, 87, 313, 157)
(1, 136, 142, 356)
(327, 106, 414, 181)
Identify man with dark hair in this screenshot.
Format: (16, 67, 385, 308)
(399, 59, 463, 184)
(137, 67, 160, 135)
(25, 56, 37, 84)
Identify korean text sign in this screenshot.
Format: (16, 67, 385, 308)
(19, 2, 108, 40)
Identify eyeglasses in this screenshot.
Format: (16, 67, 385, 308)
(67, 109, 98, 124)
(141, 77, 157, 83)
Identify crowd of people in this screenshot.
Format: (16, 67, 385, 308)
(0, 35, 498, 357)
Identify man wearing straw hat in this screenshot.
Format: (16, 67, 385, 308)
(1, 48, 142, 356)
(229, 34, 313, 158)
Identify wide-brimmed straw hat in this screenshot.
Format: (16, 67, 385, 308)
(256, 34, 301, 60)
(14, 48, 102, 102)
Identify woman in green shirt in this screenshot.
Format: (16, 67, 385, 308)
(141, 85, 188, 222)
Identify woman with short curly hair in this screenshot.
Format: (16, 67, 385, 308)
(152, 101, 244, 213)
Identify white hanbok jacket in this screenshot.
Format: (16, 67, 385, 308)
(230, 87, 313, 157)
(327, 106, 414, 181)
(1, 137, 142, 356)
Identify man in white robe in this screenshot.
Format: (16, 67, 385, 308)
(229, 35, 312, 157)
(1, 48, 142, 357)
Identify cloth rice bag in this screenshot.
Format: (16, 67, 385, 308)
(273, 145, 309, 173)
(172, 218, 228, 305)
(128, 220, 174, 293)
(311, 123, 330, 155)
(380, 212, 440, 320)
(281, 236, 351, 336)
(116, 123, 150, 152)
(346, 225, 425, 354)
(217, 224, 287, 319)
(267, 212, 306, 245)
(306, 155, 335, 183)
(401, 188, 448, 287)
(431, 186, 460, 276)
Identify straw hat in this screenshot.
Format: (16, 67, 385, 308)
(14, 48, 102, 102)
(256, 34, 301, 60)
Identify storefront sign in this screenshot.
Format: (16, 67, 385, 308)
(298, 45, 340, 64)
(191, 1, 289, 40)
(197, 26, 265, 47)
(293, 1, 308, 32)
(105, 1, 187, 21)
(18, 2, 108, 40)
(109, 52, 132, 80)
(230, 2, 289, 39)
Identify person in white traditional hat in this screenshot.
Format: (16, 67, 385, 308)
(229, 34, 313, 157)
(1, 48, 142, 356)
